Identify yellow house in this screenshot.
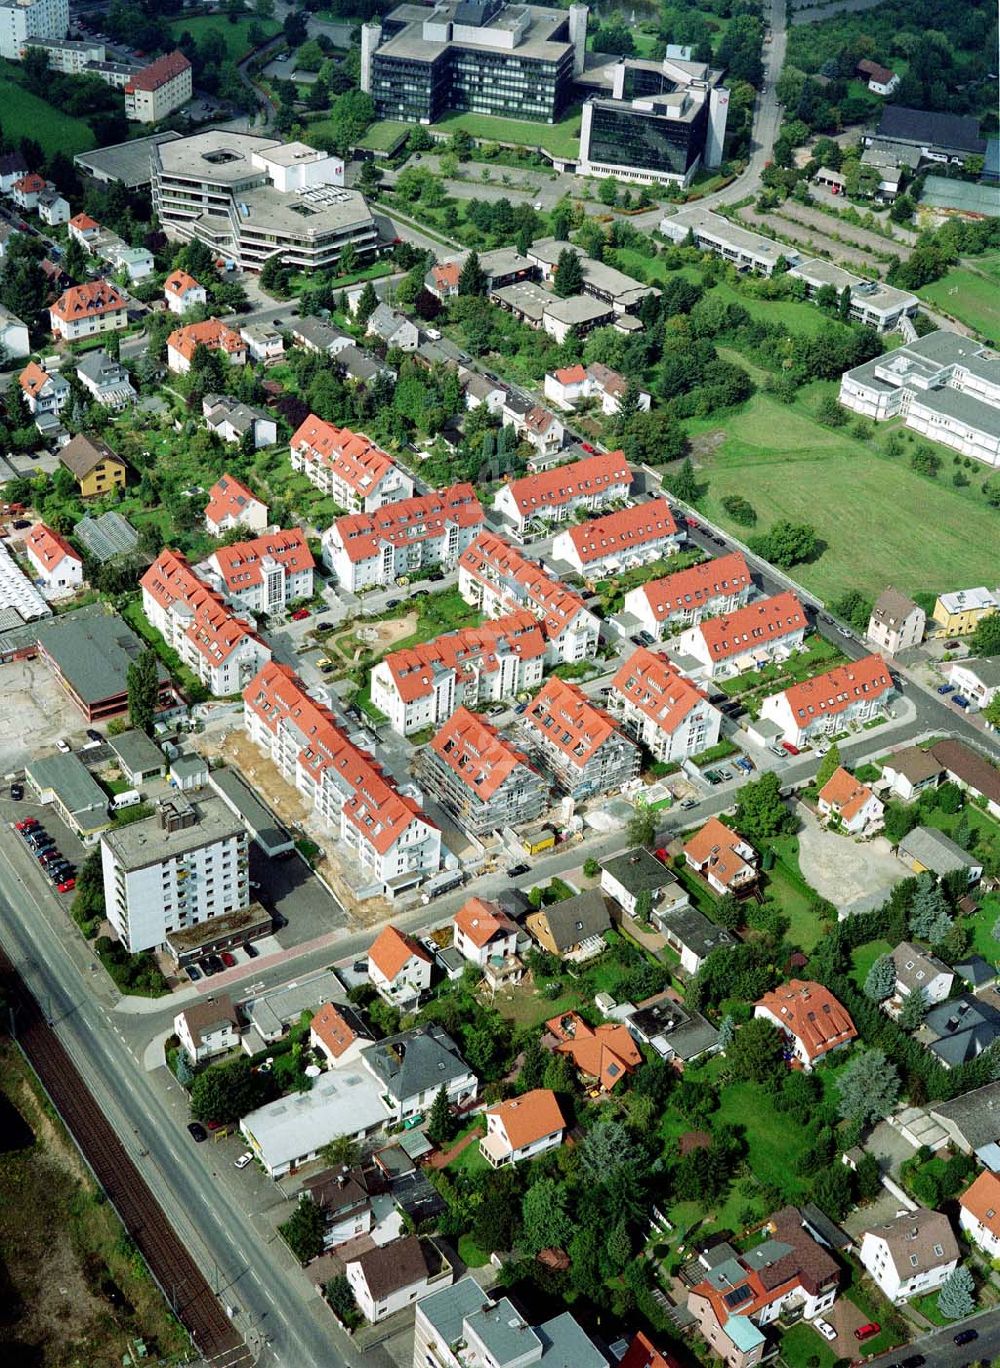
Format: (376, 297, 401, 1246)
(59, 434, 128, 500)
(933, 588, 999, 636)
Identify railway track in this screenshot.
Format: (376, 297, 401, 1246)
(0, 947, 253, 1368)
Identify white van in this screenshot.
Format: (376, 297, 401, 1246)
(110, 789, 142, 812)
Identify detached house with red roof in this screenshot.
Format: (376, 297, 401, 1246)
(164, 269, 207, 315)
(452, 896, 519, 970)
(243, 662, 441, 892)
(49, 279, 128, 342)
(424, 260, 460, 299)
(684, 817, 758, 896)
(24, 522, 83, 599)
(167, 318, 246, 374)
(500, 400, 565, 461)
(610, 646, 723, 763)
(310, 1002, 372, 1067)
(19, 360, 69, 431)
(124, 50, 192, 123)
(544, 361, 651, 416)
(817, 766, 884, 835)
(458, 531, 600, 665)
(519, 675, 640, 799)
(755, 979, 857, 1070)
(68, 212, 101, 251)
(546, 1009, 641, 1091)
(414, 707, 548, 837)
(959, 1170, 1000, 1258)
(367, 924, 433, 1008)
(290, 414, 414, 513)
(204, 475, 268, 538)
(760, 654, 894, 748)
(321, 484, 483, 592)
(676, 591, 807, 679)
(625, 551, 753, 640)
(11, 172, 46, 211)
(370, 610, 546, 736)
(552, 497, 683, 577)
(200, 528, 313, 617)
(480, 1089, 565, 1167)
(493, 449, 633, 536)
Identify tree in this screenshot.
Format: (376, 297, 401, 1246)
(542, 1050, 576, 1095)
(324, 1274, 358, 1323)
(748, 521, 819, 569)
(718, 1014, 735, 1050)
(516, 1035, 546, 1092)
(190, 1058, 265, 1125)
(898, 986, 929, 1031)
(815, 744, 842, 789)
(734, 772, 794, 844)
(634, 889, 653, 923)
(521, 1177, 573, 1254)
(727, 1017, 784, 1083)
(969, 611, 1000, 658)
(126, 648, 159, 735)
(583, 857, 600, 878)
(908, 874, 953, 943)
(864, 953, 896, 1003)
(553, 248, 583, 298)
(836, 1048, 899, 1126)
(715, 893, 741, 931)
(174, 1051, 194, 1086)
(830, 590, 874, 635)
(320, 1135, 360, 1169)
(668, 456, 699, 503)
(855, 1150, 882, 1202)
(458, 250, 486, 297)
(354, 280, 379, 327)
(626, 803, 655, 849)
(811, 1164, 855, 1220)
(937, 1264, 975, 1320)
(279, 1194, 325, 1264)
(471, 1168, 522, 1253)
(426, 1083, 452, 1146)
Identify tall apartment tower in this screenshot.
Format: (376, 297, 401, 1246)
(0, 0, 69, 61)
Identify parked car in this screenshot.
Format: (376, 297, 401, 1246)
(580, 441, 596, 453)
(937, 683, 955, 695)
(636, 631, 655, 646)
(10, 783, 23, 800)
(814, 1319, 836, 1342)
(428, 570, 445, 582)
(386, 598, 402, 609)
(234, 1150, 254, 1170)
(15, 816, 38, 831)
(514, 702, 528, 714)
(837, 627, 853, 638)
(187, 1122, 208, 1142)
(854, 1323, 880, 1342)
(56, 738, 71, 753)
(290, 607, 310, 621)
(57, 878, 75, 893)
(953, 1330, 978, 1347)
(85, 728, 102, 743)
(680, 798, 697, 810)
(781, 741, 801, 756)
(944, 640, 961, 649)
(953, 694, 970, 709)
(243, 941, 259, 959)
(220, 951, 237, 968)
(901, 1357, 925, 1368)
(187, 964, 201, 981)
(506, 863, 530, 877)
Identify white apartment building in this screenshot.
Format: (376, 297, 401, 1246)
(859, 1210, 959, 1303)
(959, 1172, 1000, 1259)
(48, 279, 128, 342)
(240, 322, 284, 365)
(544, 361, 651, 415)
(164, 268, 207, 314)
(243, 661, 441, 892)
(609, 646, 722, 762)
(100, 792, 249, 953)
(19, 360, 70, 428)
(24, 522, 83, 598)
(0, 0, 68, 61)
(675, 591, 807, 678)
(458, 531, 600, 666)
(760, 654, 894, 748)
(866, 587, 925, 655)
(947, 657, 1000, 708)
(321, 484, 483, 592)
(551, 496, 683, 577)
(20, 33, 99, 71)
(290, 414, 414, 513)
(166, 317, 246, 374)
(625, 550, 752, 639)
(199, 529, 313, 617)
(493, 448, 632, 536)
(370, 610, 546, 736)
(839, 330, 1000, 467)
(174, 994, 240, 1064)
(124, 50, 192, 123)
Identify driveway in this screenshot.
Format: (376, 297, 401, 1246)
(795, 808, 905, 916)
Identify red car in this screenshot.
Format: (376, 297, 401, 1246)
(15, 817, 38, 831)
(580, 441, 595, 453)
(57, 878, 76, 893)
(688, 518, 700, 529)
(291, 608, 310, 621)
(221, 951, 237, 967)
(781, 741, 801, 756)
(854, 1323, 880, 1343)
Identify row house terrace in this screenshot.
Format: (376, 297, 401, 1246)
(492, 449, 633, 536)
(290, 414, 414, 513)
(759, 654, 893, 747)
(243, 662, 441, 893)
(551, 497, 683, 578)
(370, 610, 546, 736)
(675, 591, 807, 679)
(625, 550, 753, 640)
(610, 646, 723, 763)
(198, 528, 313, 618)
(458, 531, 600, 666)
(518, 675, 640, 800)
(321, 484, 483, 592)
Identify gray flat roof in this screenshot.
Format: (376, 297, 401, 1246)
(536, 1311, 607, 1366)
(155, 129, 282, 183)
(661, 206, 788, 261)
(26, 752, 109, 820)
(899, 824, 976, 875)
(37, 610, 168, 705)
(242, 1063, 389, 1171)
(209, 766, 294, 855)
(244, 970, 344, 1039)
(492, 280, 550, 321)
(659, 902, 737, 959)
(101, 791, 244, 872)
(109, 728, 165, 776)
(74, 131, 183, 187)
(545, 294, 612, 324)
(601, 847, 678, 896)
(916, 383, 1000, 440)
(790, 257, 918, 312)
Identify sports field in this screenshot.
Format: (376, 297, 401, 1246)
(0, 68, 95, 157)
(692, 390, 1000, 603)
(429, 106, 583, 159)
(919, 254, 1000, 341)
(168, 14, 279, 61)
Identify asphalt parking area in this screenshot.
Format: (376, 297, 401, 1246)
(0, 656, 88, 775)
(249, 845, 348, 948)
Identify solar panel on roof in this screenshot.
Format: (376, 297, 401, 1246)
(723, 1284, 753, 1309)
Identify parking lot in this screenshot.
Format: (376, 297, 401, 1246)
(0, 793, 87, 910)
(0, 656, 90, 775)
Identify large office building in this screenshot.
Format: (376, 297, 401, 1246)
(0, 0, 68, 61)
(152, 131, 376, 273)
(362, 0, 588, 125)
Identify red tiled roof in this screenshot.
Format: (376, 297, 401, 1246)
(368, 924, 431, 980)
(25, 522, 80, 572)
(165, 269, 201, 297)
(959, 1170, 1000, 1240)
(524, 404, 558, 435)
(204, 474, 264, 529)
(330, 485, 482, 565)
(453, 896, 517, 949)
(167, 318, 244, 364)
(311, 1003, 360, 1059)
(210, 528, 313, 591)
(14, 173, 46, 194)
(458, 531, 590, 641)
(141, 548, 261, 667)
(290, 414, 395, 495)
(818, 766, 877, 823)
(586, 361, 628, 399)
(243, 662, 434, 856)
(619, 1332, 681, 1368)
(696, 591, 806, 661)
(19, 361, 50, 397)
(69, 212, 99, 231)
(381, 610, 545, 705)
(781, 654, 892, 724)
(431, 262, 460, 290)
(858, 58, 895, 83)
(612, 646, 711, 736)
(428, 706, 538, 802)
(522, 676, 625, 768)
(637, 551, 752, 623)
(504, 450, 632, 515)
(683, 816, 756, 890)
(50, 280, 126, 323)
(756, 979, 857, 1062)
(564, 497, 678, 566)
(546, 1011, 641, 1089)
(125, 49, 191, 93)
(487, 1089, 564, 1149)
(552, 364, 586, 385)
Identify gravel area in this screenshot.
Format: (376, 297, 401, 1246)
(795, 808, 906, 915)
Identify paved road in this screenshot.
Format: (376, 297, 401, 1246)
(870, 1306, 1000, 1367)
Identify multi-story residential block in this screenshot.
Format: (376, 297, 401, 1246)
(452, 896, 519, 970)
(75, 348, 136, 409)
(0, 0, 68, 61)
(947, 656, 1000, 708)
(19, 359, 70, 430)
(480, 1089, 565, 1167)
(759, 654, 893, 748)
(959, 1172, 1000, 1259)
(152, 130, 375, 273)
(458, 532, 600, 666)
(174, 994, 240, 1064)
(59, 433, 128, 499)
(124, 50, 192, 122)
(164, 268, 206, 314)
(551, 497, 682, 578)
(493, 449, 632, 536)
(414, 707, 549, 837)
(933, 587, 999, 636)
(816, 766, 884, 835)
(755, 980, 857, 1070)
(625, 550, 752, 640)
(199, 529, 313, 617)
(142, 548, 271, 697)
(24, 521, 83, 598)
(48, 279, 128, 342)
(204, 474, 269, 538)
(100, 791, 249, 953)
(166, 317, 246, 374)
(243, 661, 441, 891)
(519, 675, 640, 799)
(675, 592, 807, 678)
(370, 610, 546, 736)
(321, 484, 483, 592)
(859, 1209, 959, 1303)
(866, 586, 925, 654)
(609, 646, 722, 762)
(839, 331, 1000, 467)
(683, 816, 758, 896)
(367, 924, 433, 1009)
(787, 258, 918, 332)
(525, 239, 658, 313)
(544, 360, 651, 415)
(290, 415, 414, 513)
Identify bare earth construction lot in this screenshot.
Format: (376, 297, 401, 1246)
(0, 657, 89, 774)
(795, 808, 905, 915)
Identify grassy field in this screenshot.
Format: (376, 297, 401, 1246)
(354, 120, 412, 152)
(850, 938, 893, 988)
(168, 14, 279, 61)
(690, 390, 1000, 603)
(918, 254, 1000, 340)
(429, 106, 584, 159)
(781, 1321, 839, 1368)
(715, 1081, 811, 1199)
(0, 68, 95, 157)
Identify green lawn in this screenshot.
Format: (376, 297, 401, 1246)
(692, 390, 1000, 603)
(458, 1233, 491, 1267)
(715, 1081, 812, 1200)
(168, 14, 279, 61)
(850, 939, 893, 988)
(429, 106, 584, 160)
(0, 68, 95, 157)
(378, 588, 481, 654)
(967, 891, 1000, 961)
(354, 120, 412, 153)
(494, 984, 583, 1030)
(780, 1322, 838, 1368)
(918, 255, 1000, 341)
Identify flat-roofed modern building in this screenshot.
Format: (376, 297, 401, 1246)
(25, 752, 111, 842)
(36, 608, 173, 722)
(660, 205, 796, 275)
(152, 130, 375, 273)
(787, 258, 918, 332)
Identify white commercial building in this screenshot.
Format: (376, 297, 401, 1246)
(100, 792, 250, 954)
(660, 205, 796, 275)
(0, 0, 68, 61)
(787, 258, 918, 332)
(241, 1064, 390, 1178)
(0, 538, 51, 622)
